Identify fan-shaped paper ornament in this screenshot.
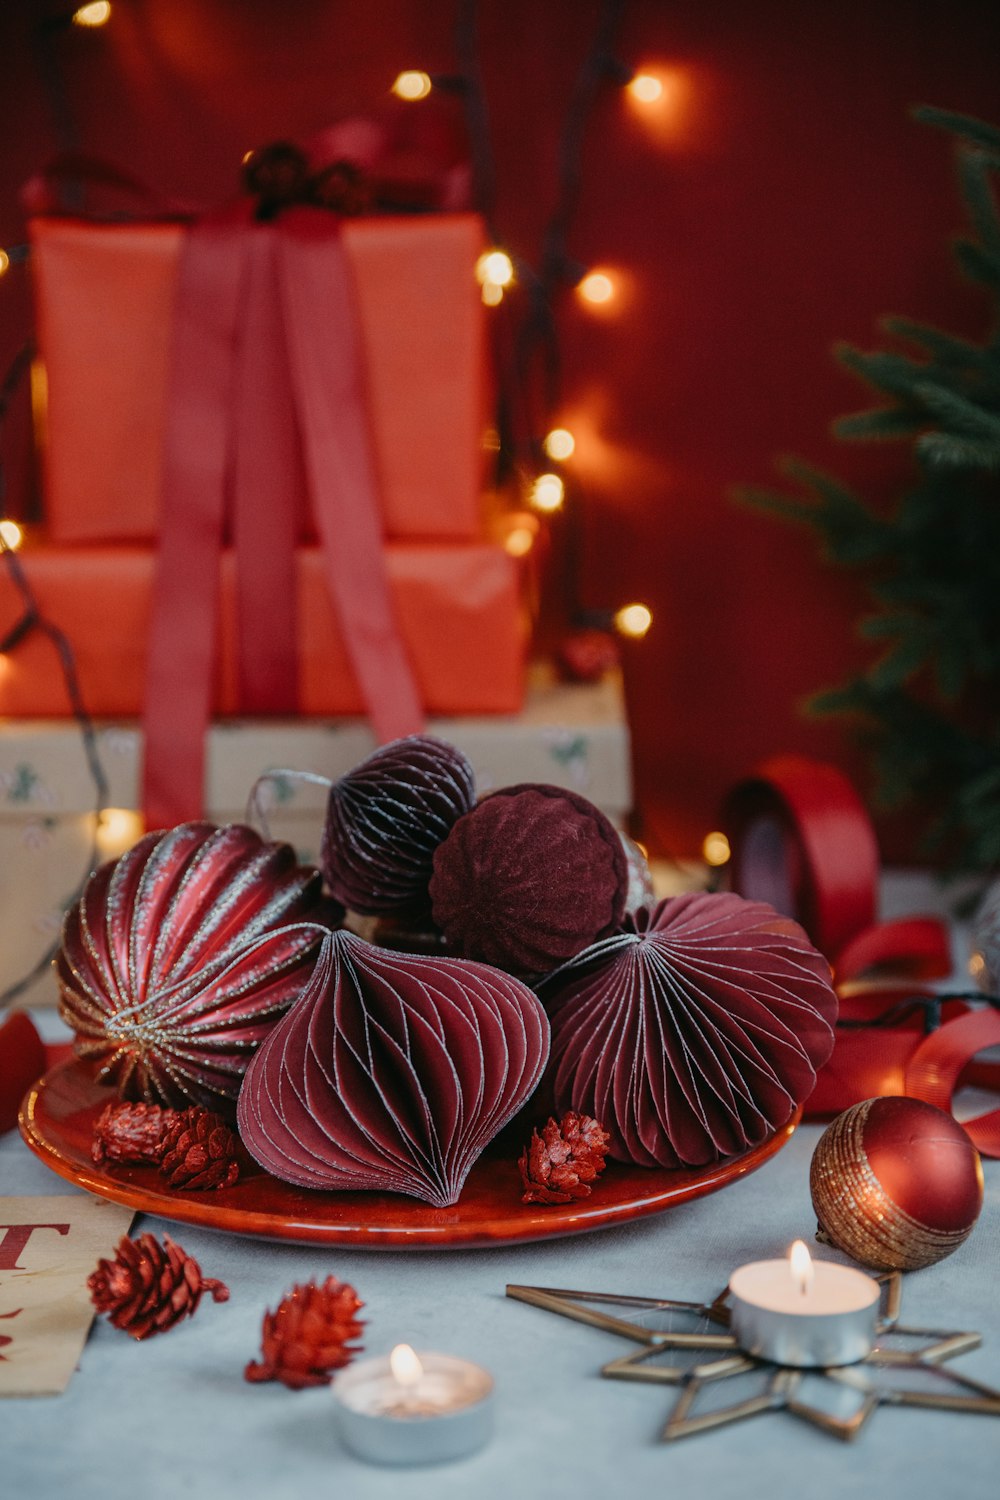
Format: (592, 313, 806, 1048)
(538, 893, 838, 1168)
(237, 930, 550, 1206)
(58, 823, 329, 1110)
(321, 735, 475, 916)
(429, 783, 628, 975)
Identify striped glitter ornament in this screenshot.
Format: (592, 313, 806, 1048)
(58, 822, 328, 1110)
(809, 1096, 984, 1270)
(321, 736, 475, 916)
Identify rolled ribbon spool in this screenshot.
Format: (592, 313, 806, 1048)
(721, 755, 880, 962)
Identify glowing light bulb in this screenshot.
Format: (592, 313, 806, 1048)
(504, 525, 536, 558)
(73, 1, 112, 26)
(789, 1240, 814, 1296)
(628, 73, 664, 104)
(530, 473, 565, 514)
(702, 831, 731, 867)
(96, 807, 144, 858)
(543, 427, 575, 461)
(0, 250, 9, 278)
(389, 1343, 424, 1388)
(476, 250, 514, 288)
(392, 71, 432, 101)
(481, 280, 504, 306)
(578, 271, 615, 306)
(614, 602, 652, 639)
(0, 520, 23, 552)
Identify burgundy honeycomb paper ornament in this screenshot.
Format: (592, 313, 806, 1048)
(237, 930, 550, 1206)
(321, 735, 475, 916)
(429, 783, 629, 975)
(58, 823, 328, 1110)
(538, 893, 838, 1168)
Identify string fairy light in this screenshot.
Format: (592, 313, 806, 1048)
(613, 602, 653, 639)
(392, 70, 432, 101)
(0, 342, 109, 1008)
(72, 1, 112, 26)
(627, 72, 663, 104)
(577, 270, 615, 305)
(543, 427, 575, 461)
(702, 831, 732, 867)
(530, 473, 565, 514)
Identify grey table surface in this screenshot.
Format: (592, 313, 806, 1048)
(2, 1068, 998, 1500)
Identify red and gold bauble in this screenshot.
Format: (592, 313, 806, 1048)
(810, 1096, 984, 1270)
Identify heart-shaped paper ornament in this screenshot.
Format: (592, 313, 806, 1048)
(538, 893, 837, 1167)
(237, 930, 550, 1206)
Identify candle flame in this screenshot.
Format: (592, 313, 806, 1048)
(389, 1343, 424, 1387)
(789, 1239, 814, 1296)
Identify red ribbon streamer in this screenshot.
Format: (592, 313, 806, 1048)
(0, 1012, 45, 1136)
(906, 1008, 1000, 1158)
(722, 754, 880, 960)
(722, 757, 1000, 1151)
(142, 205, 424, 828)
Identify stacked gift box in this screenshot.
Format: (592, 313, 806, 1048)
(0, 189, 633, 1003)
(11, 210, 524, 728)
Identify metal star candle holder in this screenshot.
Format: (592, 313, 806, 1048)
(506, 1276, 1000, 1442)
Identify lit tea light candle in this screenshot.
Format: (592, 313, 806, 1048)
(728, 1240, 879, 1368)
(332, 1344, 494, 1465)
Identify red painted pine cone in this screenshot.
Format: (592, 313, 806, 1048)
(159, 1107, 240, 1190)
(92, 1101, 177, 1165)
(519, 1112, 611, 1204)
(244, 1277, 365, 1389)
(88, 1232, 229, 1340)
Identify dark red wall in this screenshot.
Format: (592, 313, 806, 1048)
(2, 0, 998, 860)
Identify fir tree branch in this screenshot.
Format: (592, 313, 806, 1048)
(913, 106, 1000, 154)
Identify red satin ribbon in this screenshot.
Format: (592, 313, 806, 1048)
(722, 755, 880, 960)
(905, 1008, 1000, 1158)
(722, 759, 1000, 1150)
(142, 205, 424, 828)
(834, 916, 953, 984)
(25, 130, 463, 829)
(0, 1012, 45, 1135)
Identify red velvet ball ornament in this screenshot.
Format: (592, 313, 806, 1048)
(429, 783, 629, 975)
(810, 1096, 984, 1270)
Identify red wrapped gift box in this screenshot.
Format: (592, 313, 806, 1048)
(31, 213, 488, 543)
(0, 543, 525, 718)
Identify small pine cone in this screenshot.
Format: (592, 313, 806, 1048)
(159, 1107, 240, 1190)
(88, 1232, 229, 1340)
(92, 1101, 177, 1165)
(519, 1111, 611, 1205)
(245, 1277, 365, 1389)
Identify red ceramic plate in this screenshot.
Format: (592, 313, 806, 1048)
(20, 1058, 800, 1250)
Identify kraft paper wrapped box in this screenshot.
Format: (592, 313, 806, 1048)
(0, 670, 632, 1005)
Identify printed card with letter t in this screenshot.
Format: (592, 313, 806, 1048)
(0, 1195, 135, 1396)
